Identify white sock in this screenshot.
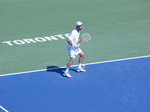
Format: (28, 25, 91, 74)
(65, 68, 69, 73)
(78, 63, 82, 68)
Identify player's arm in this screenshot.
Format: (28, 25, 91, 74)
(78, 40, 84, 43)
(67, 39, 78, 48)
(67, 39, 73, 46)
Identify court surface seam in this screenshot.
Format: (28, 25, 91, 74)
(0, 55, 150, 77)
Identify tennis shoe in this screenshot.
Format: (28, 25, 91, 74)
(63, 72, 72, 78)
(77, 68, 86, 72)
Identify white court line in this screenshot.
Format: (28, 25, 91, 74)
(0, 55, 150, 77)
(84, 55, 150, 65)
(0, 106, 9, 112)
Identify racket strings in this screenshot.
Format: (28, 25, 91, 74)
(82, 37, 90, 42)
(81, 33, 91, 43)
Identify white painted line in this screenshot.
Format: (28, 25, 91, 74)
(0, 55, 150, 77)
(84, 55, 150, 65)
(0, 105, 9, 112)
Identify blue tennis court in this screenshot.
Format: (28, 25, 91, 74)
(1, 0, 150, 111)
(0, 56, 150, 112)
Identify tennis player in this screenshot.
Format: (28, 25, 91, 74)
(63, 21, 86, 78)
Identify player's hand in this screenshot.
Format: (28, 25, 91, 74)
(78, 40, 84, 43)
(74, 46, 78, 49)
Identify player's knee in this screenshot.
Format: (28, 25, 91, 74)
(70, 58, 75, 62)
(82, 53, 85, 57)
(80, 52, 85, 57)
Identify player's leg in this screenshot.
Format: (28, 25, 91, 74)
(66, 58, 75, 71)
(78, 51, 85, 65)
(63, 49, 76, 77)
(63, 58, 75, 78)
(77, 51, 86, 72)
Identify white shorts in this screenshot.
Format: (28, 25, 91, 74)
(67, 44, 82, 58)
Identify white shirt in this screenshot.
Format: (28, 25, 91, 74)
(67, 29, 82, 58)
(68, 29, 80, 47)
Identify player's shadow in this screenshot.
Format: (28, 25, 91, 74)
(46, 66, 77, 77)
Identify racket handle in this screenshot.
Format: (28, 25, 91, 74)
(77, 44, 80, 47)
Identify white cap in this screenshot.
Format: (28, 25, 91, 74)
(76, 21, 83, 26)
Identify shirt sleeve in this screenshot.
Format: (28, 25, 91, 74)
(68, 30, 79, 46)
(69, 30, 76, 41)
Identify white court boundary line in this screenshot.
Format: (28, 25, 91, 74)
(0, 106, 9, 112)
(0, 55, 150, 77)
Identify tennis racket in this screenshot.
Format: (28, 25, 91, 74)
(78, 33, 91, 46)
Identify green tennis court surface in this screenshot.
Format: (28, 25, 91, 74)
(0, 0, 150, 75)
